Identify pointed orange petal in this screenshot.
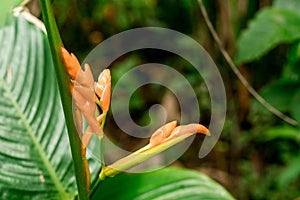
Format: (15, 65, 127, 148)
(73, 88, 103, 137)
(74, 85, 94, 106)
(97, 69, 111, 87)
(101, 84, 111, 113)
(61, 47, 80, 79)
(70, 53, 81, 70)
(149, 121, 177, 147)
(81, 113, 104, 147)
(73, 87, 86, 107)
(75, 64, 94, 89)
(167, 123, 210, 140)
(83, 108, 103, 136)
(84, 64, 95, 87)
(197, 124, 210, 136)
(95, 69, 111, 97)
(95, 69, 111, 113)
(82, 127, 93, 147)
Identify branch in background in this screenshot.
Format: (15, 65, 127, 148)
(197, 0, 299, 127)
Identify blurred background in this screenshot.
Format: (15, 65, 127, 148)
(34, 0, 300, 199)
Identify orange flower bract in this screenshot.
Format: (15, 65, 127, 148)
(149, 122, 210, 148)
(61, 47, 80, 80)
(95, 69, 111, 113)
(61, 47, 104, 139)
(149, 121, 177, 146)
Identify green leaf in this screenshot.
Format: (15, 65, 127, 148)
(0, 16, 76, 199)
(274, 0, 300, 14)
(93, 167, 235, 200)
(0, 0, 23, 28)
(291, 88, 300, 124)
(282, 42, 300, 82)
(259, 80, 299, 112)
(262, 126, 300, 142)
(278, 154, 300, 188)
(235, 8, 300, 64)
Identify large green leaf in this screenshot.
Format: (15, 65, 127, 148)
(93, 167, 235, 200)
(0, 0, 23, 28)
(0, 16, 76, 199)
(235, 8, 300, 64)
(259, 80, 299, 112)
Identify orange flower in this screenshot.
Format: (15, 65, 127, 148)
(61, 48, 93, 88)
(100, 122, 210, 179)
(95, 69, 111, 113)
(149, 121, 177, 146)
(61, 47, 103, 138)
(149, 122, 210, 147)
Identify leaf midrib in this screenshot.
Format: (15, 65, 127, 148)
(0, 77, 70, 199)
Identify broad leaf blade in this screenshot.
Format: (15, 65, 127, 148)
(0, 16, 76, 199)
(235, 8, 300, 64)
(93, 167, 234, 200)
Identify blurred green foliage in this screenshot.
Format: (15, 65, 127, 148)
(235, 0, 300, 199)
(48, 0, 300, 199)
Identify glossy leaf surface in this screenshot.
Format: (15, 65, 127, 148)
(93, 167, 235, 200)
(0, 16, 76, 199)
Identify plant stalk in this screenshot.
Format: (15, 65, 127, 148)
(39, 0, 90, 199)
